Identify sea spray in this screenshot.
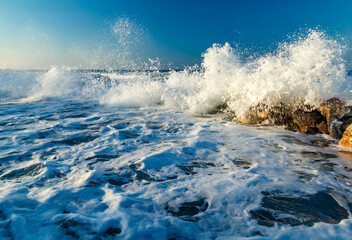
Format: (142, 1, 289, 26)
(100, 30, 351, 115)
(172, 30, 350, 116)
(1, 30, 350, 115)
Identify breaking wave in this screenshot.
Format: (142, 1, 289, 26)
(1, 30, 351, 116)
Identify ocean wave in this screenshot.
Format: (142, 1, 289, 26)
(1, 30, 351, 115)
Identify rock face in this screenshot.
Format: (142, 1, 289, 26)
(339, 124, 352, 148)
(220, 98, 352, 144)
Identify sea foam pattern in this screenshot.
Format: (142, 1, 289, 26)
(0, 30, 352, 239)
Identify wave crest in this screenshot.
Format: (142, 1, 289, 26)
(175, 30, 349, 115)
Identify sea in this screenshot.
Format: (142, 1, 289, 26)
(1, 30, 352, 239)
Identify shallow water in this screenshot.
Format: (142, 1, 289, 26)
(0, 98, 352, 239)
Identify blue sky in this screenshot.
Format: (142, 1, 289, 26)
(0, 0, 351, 69)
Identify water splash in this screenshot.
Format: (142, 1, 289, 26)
(1, 30, 350, 114)
(175, 30, 350, 115)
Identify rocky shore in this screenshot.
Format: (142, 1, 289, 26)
(219, 97, 352, 148)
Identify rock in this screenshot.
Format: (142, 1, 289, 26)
(329, 117, 344, 139)
(318, 97, 346, 120)
(341, 118, 352, 133)
(266, 104, 294, 126)
(219, 97, 352, 139)
(316, 121, 329, 135)
(166, 198, 208, 218)
(317, 98, 350, 138)
(237, 109, 268, 125)
(237, 116, 251, 125)
(292, 110, 325, 134)
(250, 191, 349, 227)
(238, 103, 292, 126)
(339, 124, 352, 148)
(311, 140, 332, 147)
(104, 227, 121, 236)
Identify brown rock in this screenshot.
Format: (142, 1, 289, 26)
(292, 110, 325, 134)
(318, 97, 347, 123)
(237, 116, 251, 125)
(316, 121, 329, 135)
(267, 104, 294, 126)
(237, 108, 269, 125)
(339, 124, 352, 148)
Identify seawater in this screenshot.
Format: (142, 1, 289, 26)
(0, 31, 352, 239)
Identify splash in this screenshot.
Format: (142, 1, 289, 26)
(1, 30, 350, 115)
(102, 30, 350, 115)
(171, 30, 350, 115)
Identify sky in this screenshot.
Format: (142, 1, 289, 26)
(0, 0, 351, 70)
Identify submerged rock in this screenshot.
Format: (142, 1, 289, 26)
(166, 198, 209, 221)
(250, 191, 349, 227)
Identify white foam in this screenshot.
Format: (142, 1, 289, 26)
(168, 30, 350, 115)
(99, 30, 351, 116)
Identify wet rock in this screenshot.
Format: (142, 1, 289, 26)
(178, 161, 216, 175)
(282, 136, 312, 146)
(250, 209, 301, 227)
(316, 162, 337, 172)
(311, 140, 332, 147)
(251, 191, 348, 227)
(167, 198, 208, 218)
(317, 98, 352, 138)
(294, 171, 317, 183)
(238, 103, 294, 126)
(134, 170, 152, 181)
(316, 121, 329, 135)
(231, 158, 252, 169)
(300, 151, 337, 159)
(104, 227, 121, 236)
(318, 97, 346, 120)
(329, 117, 344, 139)
(237, 110, 268, 125)
(341, 118, 352, 134)
(339, 123, 352, 148)
(85, 180, 101, 187)
(220, 97, 352, 139)
(107, 179, 129, 186)
(292, 110, 325, 134)
(85, 154, 120, 162)
(178, 165, 197, 175)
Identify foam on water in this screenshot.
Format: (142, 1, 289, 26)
(1, 30, 352, 239)
(0, 101, 351, 239)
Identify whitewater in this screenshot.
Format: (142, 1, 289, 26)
(1, 30, 352, 239)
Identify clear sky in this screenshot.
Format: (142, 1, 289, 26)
(0, 0, 351, 69)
